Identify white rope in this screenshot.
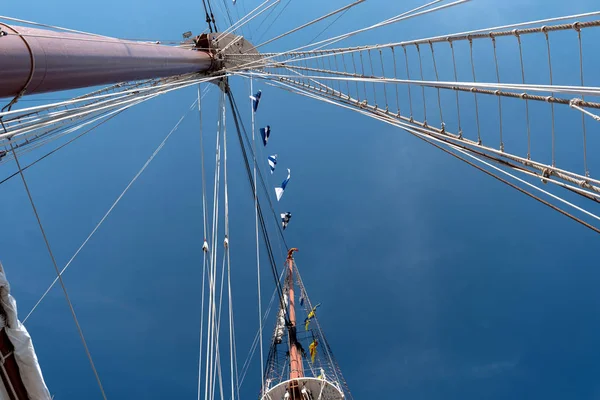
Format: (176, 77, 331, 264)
(266, 76, 600, 223)
(251, 0, 366, 50)
(197, 84, 210, 400)
(308, 0, 466, 51)
(234, 10, 600, 71)
(250, 78, 266, 397)
(205, 89, 224, 400)
(210, 97, 229, 400)
(228, 0, 469, 71)
(10, 146, 107, 399)
(399, 10, 600, 46)
(0, 80, 216, 156)
(1, 91, 164, 168)
(249, 68, 600, 98)
(0, 74, 220, 120)
(210, 251, 227, 400)
(217, 0, 278, 39)
(237, 69, 600, 190)
(222, 89, 236, 400)
(294, 263, 342, 386)
(5, 31, 180, 47)
(223, 1, 281, 40)
(260, 9, 600, 57)
(252, 116, 286, 261)
(0, 76, 225, 155)
(448, 144, 600, 223)
(571, 101, 600, 122)
(237, 270, 284, 388)
(0, 15, 110, 37)
(2, 84, 177, 155)
(22, 96, 202, 323)
(198, 252, 208, 400)
(1, 75, 225, 144)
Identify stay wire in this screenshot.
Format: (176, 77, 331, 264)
(282, 77, 600, 234)
(6, 140, 108, 399)
(206, 0, 219, 32)
(0, 110, 123, 187)
(306, 9, 349, 46)
(197, 84, 209, 400)
(254, 0, 293, 45)
(261, 73, 600, 234)
(229, 92, 289, 249)
(424, 137, 600, 234)
(22, 97, 203, 324)
(226, 91, 289, 318)
(201, 0, 215, 32)
(250, 77, 266, 397)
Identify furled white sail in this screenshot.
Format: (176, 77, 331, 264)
(0, 262, 51, 400)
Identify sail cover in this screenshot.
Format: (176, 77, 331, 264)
(0, 262, 51, 400)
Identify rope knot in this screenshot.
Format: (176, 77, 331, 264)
(541, 168, 551, 184)
(569, 98, 582, 107)
(572, 21, 581, 32)
(494, 90, 500, 96)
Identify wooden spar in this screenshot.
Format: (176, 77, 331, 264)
(0, 24, 215, 98)
(287, 248, 304, 380)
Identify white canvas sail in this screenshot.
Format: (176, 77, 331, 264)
(0, 262, 51, 400)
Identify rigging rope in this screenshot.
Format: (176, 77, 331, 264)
(229, 0, 470, 72)
(205, 88, 224, 400)
(250, 78, 266, 397)
(197, 84, 209, 400)
(228, 93, 289, 250)
(6, 143, 107, 399)
(217, 0, 278, 40)
(253, 1, 364, 50)
(22, 96, 205, 323)
(222, 85, 237, 400)
(0, 108, 125, 187)
(264, 75, 600, 233)
(253, 0, 292, 45)
(226, 91, 289, 315)
(306, 9, 349, 46)
(237, 274, 283, 388)
(576, 25, 590, 177)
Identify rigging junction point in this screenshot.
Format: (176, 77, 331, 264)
(0, 24, 261, 99)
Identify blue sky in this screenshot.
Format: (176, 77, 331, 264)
(2, 0, 600, 399)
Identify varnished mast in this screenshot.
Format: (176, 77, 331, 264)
(287, 248, 303, 380)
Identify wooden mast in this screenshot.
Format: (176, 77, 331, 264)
(287, 248, 304, 381)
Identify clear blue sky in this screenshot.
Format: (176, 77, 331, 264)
(2, 1, 600, 399)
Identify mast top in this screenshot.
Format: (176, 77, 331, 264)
(287, 248, 299, 260)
